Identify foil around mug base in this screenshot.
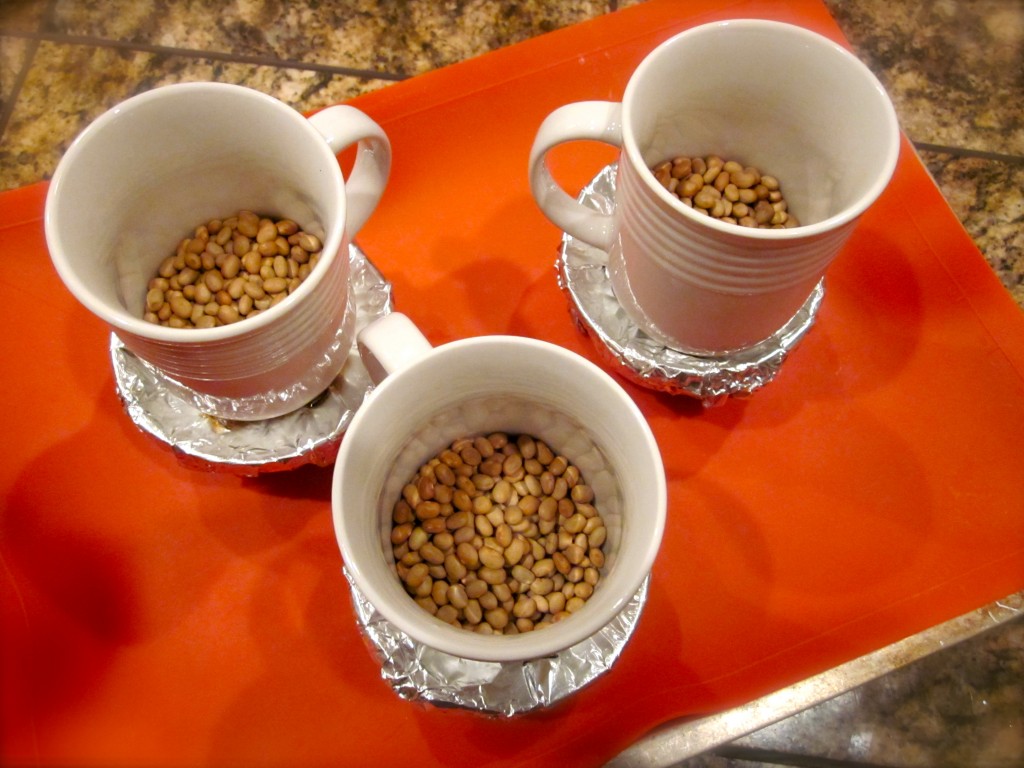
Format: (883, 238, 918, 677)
(558, 164, 825, 407)
(345, 567, 649, 716)
(111, 243, 393, 475)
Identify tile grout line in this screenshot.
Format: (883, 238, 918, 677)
(0, 28, 410, 83)
(712, 745, 897, 768)
(6, 44, 1018, 167)
(912, 141, 1024, 165)
(0, 0, 58, 143)
(0, 35, 40, 141)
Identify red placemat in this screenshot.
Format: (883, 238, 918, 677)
(3, 1, 1023, 766)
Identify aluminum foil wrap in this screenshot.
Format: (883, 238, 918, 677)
(558, 164, 825, 407)
(112, 244, 392, 475)
(345, 567, 649, 716)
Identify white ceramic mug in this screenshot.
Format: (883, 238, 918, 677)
(46, 82, 391, 420)
(529, 20, 900, 355)
(332, 313, 666, 662)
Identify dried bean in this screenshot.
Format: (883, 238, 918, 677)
(650, 155, 801, 229)
(390, 433, 608, 635)
(141, 209, 325, 327)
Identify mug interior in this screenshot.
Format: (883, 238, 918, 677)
(333, 337, 665, 662)
(624, 20, 899, 230)
(46, 82, 345, 340)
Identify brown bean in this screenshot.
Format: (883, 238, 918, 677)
(445, 510, 470, 531)
(465, 579, 488, 600)
(422, 516, 447, 535)
(671, 157, 693, 178)
(562, 512, 586, 534)
(393, 501, 413, 528)
(436, 605, 459, 624)
(504, 537, 526, 566)
(444, 554, 467, 583)
(404, 563, 430, 590)
(478, 566, 506, 585)
(419, 543, 444, 565)
(529, 577, 554, 596)
(651, 156, 798, 229)
(448, 583, 469, 609)
(145, 288, 165, 312)
(484, 608, 509, 630)
(492, 582, 512, 604)
(532, 557, 555, 578)
(511, 564, 535, 587)
(564, 543, 585, 566)
(391, 523, 412, 545)
(456, 542, 480, 569)
(142, 211, 324, 327)
(513, 596, 537, 619)
(463, 599, 483, 625)
(390, 433, 607, 635)
(168, 295, 192, 319)
(478, 546, 504, 570)
(552, 551, 571, 575)
(297, 232, 321, 252)
(492, 479, 513, 505)
(256, 220, 278, 244)
(407, 527, 428, 551)
(502, 453, 523, 477)
(431, 580, 449, 606)
(263, 276, 288, 295)
(754, 199, 775, 224)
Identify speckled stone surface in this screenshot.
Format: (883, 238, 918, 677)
(0, 35, 31, 108)
(919, 151, 1024, 306)
(0, 40, 395, 190)
(48, 0, 608, 76)
(685, 616, 1024, 767)
(0, 0, 46, 32)
(824, 0, 1024, 155)
(823, 0, 1024, 309)
(1, 0, 1020, 312)
(0, 0, 608, 191)
(0, 0, 1021, 765)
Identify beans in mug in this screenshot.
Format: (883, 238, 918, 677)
(142, 210, 323, 328)
(391, 432, 608, 635)
(651, 155, 800, 229)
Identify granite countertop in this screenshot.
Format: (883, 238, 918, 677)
(2, 0, 1020, 310)
(1, 0, 1021, 765)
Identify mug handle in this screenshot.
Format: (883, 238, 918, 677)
(528, 101, 623, 252)
(357, 312, 433, 385)
(308, 105, 392, 238)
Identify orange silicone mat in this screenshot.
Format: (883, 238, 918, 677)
(3, 1, 1023, 766)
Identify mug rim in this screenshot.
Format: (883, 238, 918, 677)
(332, 334, 667, 662)
(44, 81, 348, 343)
(620, 19, 901, 241)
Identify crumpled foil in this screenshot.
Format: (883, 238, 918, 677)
(112, 243, 392, 475)
(557, 164, 825, 407)
(345, 567, 649, 716)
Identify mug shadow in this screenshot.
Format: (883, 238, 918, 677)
(614, 220, 928, 438)
(749, 222, 926, 425)
(0, 369, 237, 738)
(386, 193, 753, 478)
(399, 564, 705, 768)
(195, 462, 333, 558)
(393, 191, 927, 447)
